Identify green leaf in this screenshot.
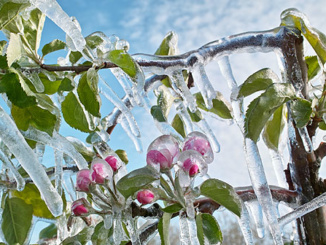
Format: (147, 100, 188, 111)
(91, 222, 110, 245)
(196, 213, 223, 244)
(200, 178, 242, 217)
(2, 197, 33, 245)
(61, 92, 93, 133)
(86, 34, 104, 49)
(58, 77, 75, 92)
(0, 55, 8, 69)
(262, 104, 286, 151)
(156, 85, 175, 118)
(291, 98, 312, 128)
(319, 121, 326, 130)
(159, 176, 175, 198)
(11, 104, 57, 136)
(171, 114, 186, 138)
(161, 203, 183, 213)
(116, 166, 158, 198)
(12, 183, 55, 219)
(237, 68, 278, 98)
(69, 51, 82, 64)
(245, 83, 296, 142)
(0, 72, 36, 108)
(281, 8, 326, 64)
(77, 68, 101, 117)
(0, 40, 7, 55)
(151, 105, 167, 122)
(62, 227, 94, 245)
(158, 212, 172, 245)
(6, 33, 22, 67)
(195, 92, 232, 119)
(155, 31, 178, 56)
(107, 50, 137, 78)
(305, 56, 321, 81)
(38, 73, 61, 95)
(115, 149, 129, 164)
(0, 1, 30, 30)
(187, 108, 203, 122)
(39, 223, 57, 240)
(42, 39, 66, 57)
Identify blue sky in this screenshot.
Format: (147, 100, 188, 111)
(3, 0, 326, 242)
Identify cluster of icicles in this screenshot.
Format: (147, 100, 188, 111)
(0, 0, 325, 244)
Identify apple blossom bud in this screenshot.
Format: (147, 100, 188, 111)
(71, 198, 90, 216)
(76, 169, 91, 192)
(91, 158, 113, 184)
(105, 155, 119, 172)
(137, 189, 155, 205)
(182, 158, 199, 176)
(183, 132, 214, 163)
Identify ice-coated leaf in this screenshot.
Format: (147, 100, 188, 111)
(263, 104, 286, 151)
(2, 197, 33, 245)
(92, 221, 110, 245)
(151, 105, 167, 122)
(42, 39, 66, 57)
(281, 8, 326, 64)
(107, 50, 137, 78)
(0, 40, 6, 54)
(171, 114, 186, 138)
(155, 31, 178, 56)
(187, 108, 202, 122)
(11, 104, 57, 136)
(195, 92, 232, 119)
(39, 223, 57, 240)
(237, 68, 278, 98)
(62, 227, 94, 245)
(305, 56, 321, 81)
(6, 33, 21, 67)
(58, 77, 75, 92)
(200, 178, 242, 217)
(12, 183, 55, 219)
(0, 1, 30, 30)
(245, 83, 296, 142)
(158, 212, 172, 245)
(0, 72, 36, 108)
(159, 176, 175, 198)
(196, 213, 223, 244)
(161, 203, 183, 213)
(77, 68, 101, 117)
(116, 166, 158, 198)
(291, 98, 312, 128)
(61, 92, 93, 133)
(156, 85, 175, 119)
(37, 73, 61, 95)
(69, 51, 82, 64)
(115, 149, 129, 164)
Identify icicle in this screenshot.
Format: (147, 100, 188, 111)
(54, 150, 63, 196)
(246, 200, 265, 238)
(169, 70, 197, 113)
(100, 79, 140, 137)
(185, 192, 195, 219)
(0, 149, 25, 191)
(62, 171, 76, 201)
(269, 149, 288, 188)
(35, 143, 45, 164)
(237, 203, 254, 245)
(187, 217, 200, 245)
(196, 118, 220, 153)
(192, 64, 215, 109)
(175, 100, 194, 135)
(119, 115, 143, 153)
(278, 192, 326, 227)
(21, 128, 88, 170)
(244, 138, 283, 244)
(297, 127, 314, 153)
(0, 106, 63, 216)
(30, 0, 86, 53)
(112, 211, 127, 245)
(154, 120, 184, 143)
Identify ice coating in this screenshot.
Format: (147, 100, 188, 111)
(183, 131, 214, 163)
(278, 192, 326, 227)
(119, 115, 143, 153)
(179, 212, 191, 245)
(269, 149, 288, 188)
(154, 121, 184, 142)
(62, 171, 76, 200)
(25, 72, 45, 93)
(30, 0, 86, 52)
(71, 198, 90, 216)
(297, 127, 314, 153)
(76, 169, 91, 192)
(196, 118, 220, 153)
(90, 158, 113, 184)
(238, 203, 254, 245)
(0, 106, 63, 216)
(35, 143, 45, 164)
(175, 100, 194, 135)
(246, 200, 265, 238)
(21, 128, 88, 169)
(192, 64, 215, 109)
(54, 149, 63, 195)
(0, 149, 25, 191)
(169, 70, 197, 113)
(147, 135, 180, 164)
(177, 150, 207, 177)
(245, 138, 283, 244)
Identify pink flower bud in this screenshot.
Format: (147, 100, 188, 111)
(91, 159, 113, 184)
(182, 158, 199, 177)
(71, 198, 90, 216)
(146, 135, 180, 171)
(76, 169, 91, 192)
(183, 132, 214, 163)
(137, 190, 155, 205)
(105, 155, 119, 172)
